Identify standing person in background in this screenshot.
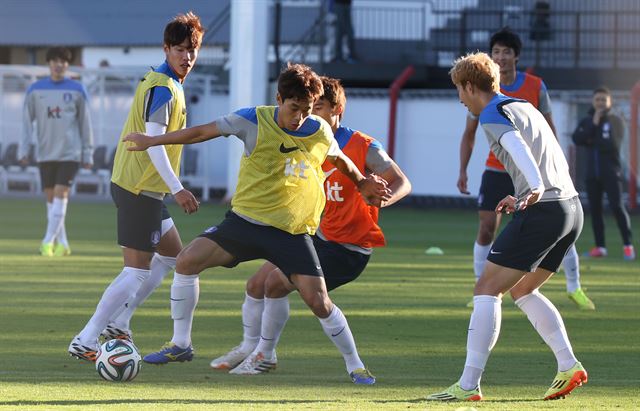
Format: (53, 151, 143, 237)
(457, 28, 594, 310)
(68, 12, 203, 362)
(332, 0, 358, 62)
(572, 86, 635, 260)
(20, 47, 94, 257)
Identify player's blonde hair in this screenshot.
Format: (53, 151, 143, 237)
(449, 52, 500, 93)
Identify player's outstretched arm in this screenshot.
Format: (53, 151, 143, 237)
(327, 150, 391, 206)
(123, 122, 222, 150)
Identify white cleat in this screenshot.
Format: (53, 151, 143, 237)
(210, 345, 252, 370)
(229, 351, 277, 375)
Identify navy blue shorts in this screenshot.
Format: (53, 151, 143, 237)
(478, 169, 514, 211)
(38, 161, 79, 189)
(488, 197, 583, 273)
(313, 236, 370, 291)
(111, 182, 170, 252)
(198, 211, 323, 278)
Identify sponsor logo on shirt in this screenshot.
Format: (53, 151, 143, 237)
(47, 106, 62, 119)
(284, 158, 308, 179)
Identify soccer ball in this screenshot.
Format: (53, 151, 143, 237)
(95, 339, 141, 382)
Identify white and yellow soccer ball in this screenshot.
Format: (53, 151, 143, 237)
(95, 339, 141, 382)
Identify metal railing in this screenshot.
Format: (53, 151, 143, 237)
(193, 1, 640, 70)
(351, 2, 640, 69)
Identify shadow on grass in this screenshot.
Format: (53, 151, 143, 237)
(0, 398, 544, 406)
(1, 399, 334, 407)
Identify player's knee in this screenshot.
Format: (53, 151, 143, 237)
(175, 247, 203, 274)
(246, 274, 266, 298)
(264, 274, 291, 299)
(477, 228, 494, 244)
(303, 293, 332, 318)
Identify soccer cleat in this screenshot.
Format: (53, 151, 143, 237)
(40, 242, 54, 257)
(587, 247, 607, 258)
(143, 342, 194, 364)
(544, 361, 588, 400)
(623, 245, 636, 261)
(229, 351, 277, 375)
(100, 323, 133, 343)
(350, 368, 376, 385)
(210, 345, 252, 370)
(68, 336, 99, 362)
(427, 381, 483, 401)
(466, 299, 474, 308)
(53, 243, 71, 256)
(567, 288, 595, 311)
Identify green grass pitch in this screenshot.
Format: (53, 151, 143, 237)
(0, 197, 638, 410)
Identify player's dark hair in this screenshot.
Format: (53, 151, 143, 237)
(490, 28, 522, 57)
(277, 63, 323, 103)
(593, 86, 611, 96)
(46, 47, 72, 63)
(319, 76, 347, 110)
(164, 11, 204, 49)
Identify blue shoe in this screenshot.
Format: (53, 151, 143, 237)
(350, 368, 376, 385)
(143, 342, 194, 364)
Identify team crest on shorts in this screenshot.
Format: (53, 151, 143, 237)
(150, 230, 161, 246)
(204, 226, 218, 234)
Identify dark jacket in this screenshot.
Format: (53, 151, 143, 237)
(572, 108, 625, 179)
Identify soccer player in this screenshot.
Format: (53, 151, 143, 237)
(457, 28, 594, 310)
(209, 76, 411, 384)
(123, 64, 390, 381)
(428, 52, 587, 402)
(68, 12, 203, 362)
(20, 47, 94, 257)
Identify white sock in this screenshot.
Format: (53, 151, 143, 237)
(460, 295, 502, 391)
(170, 272, 199, 348)
(45, 202, 53, 241)
(561, 245, 581, 293)
(253, 296, 289, 358)
(43, 197, 68, 244)
(240, 293, 265, 353)
(77, 267, 150, 345)
(111, 253, 176, 330)
(473, 242, 491, 282)
(515, 290, 578, 372)
(318, 305, 364, 373)
(57, 215, 69, 248)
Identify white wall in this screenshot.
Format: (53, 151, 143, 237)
(193, 91, 574, 197)
(339, 93, 572, 197)
(83, 46, 226, 68)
